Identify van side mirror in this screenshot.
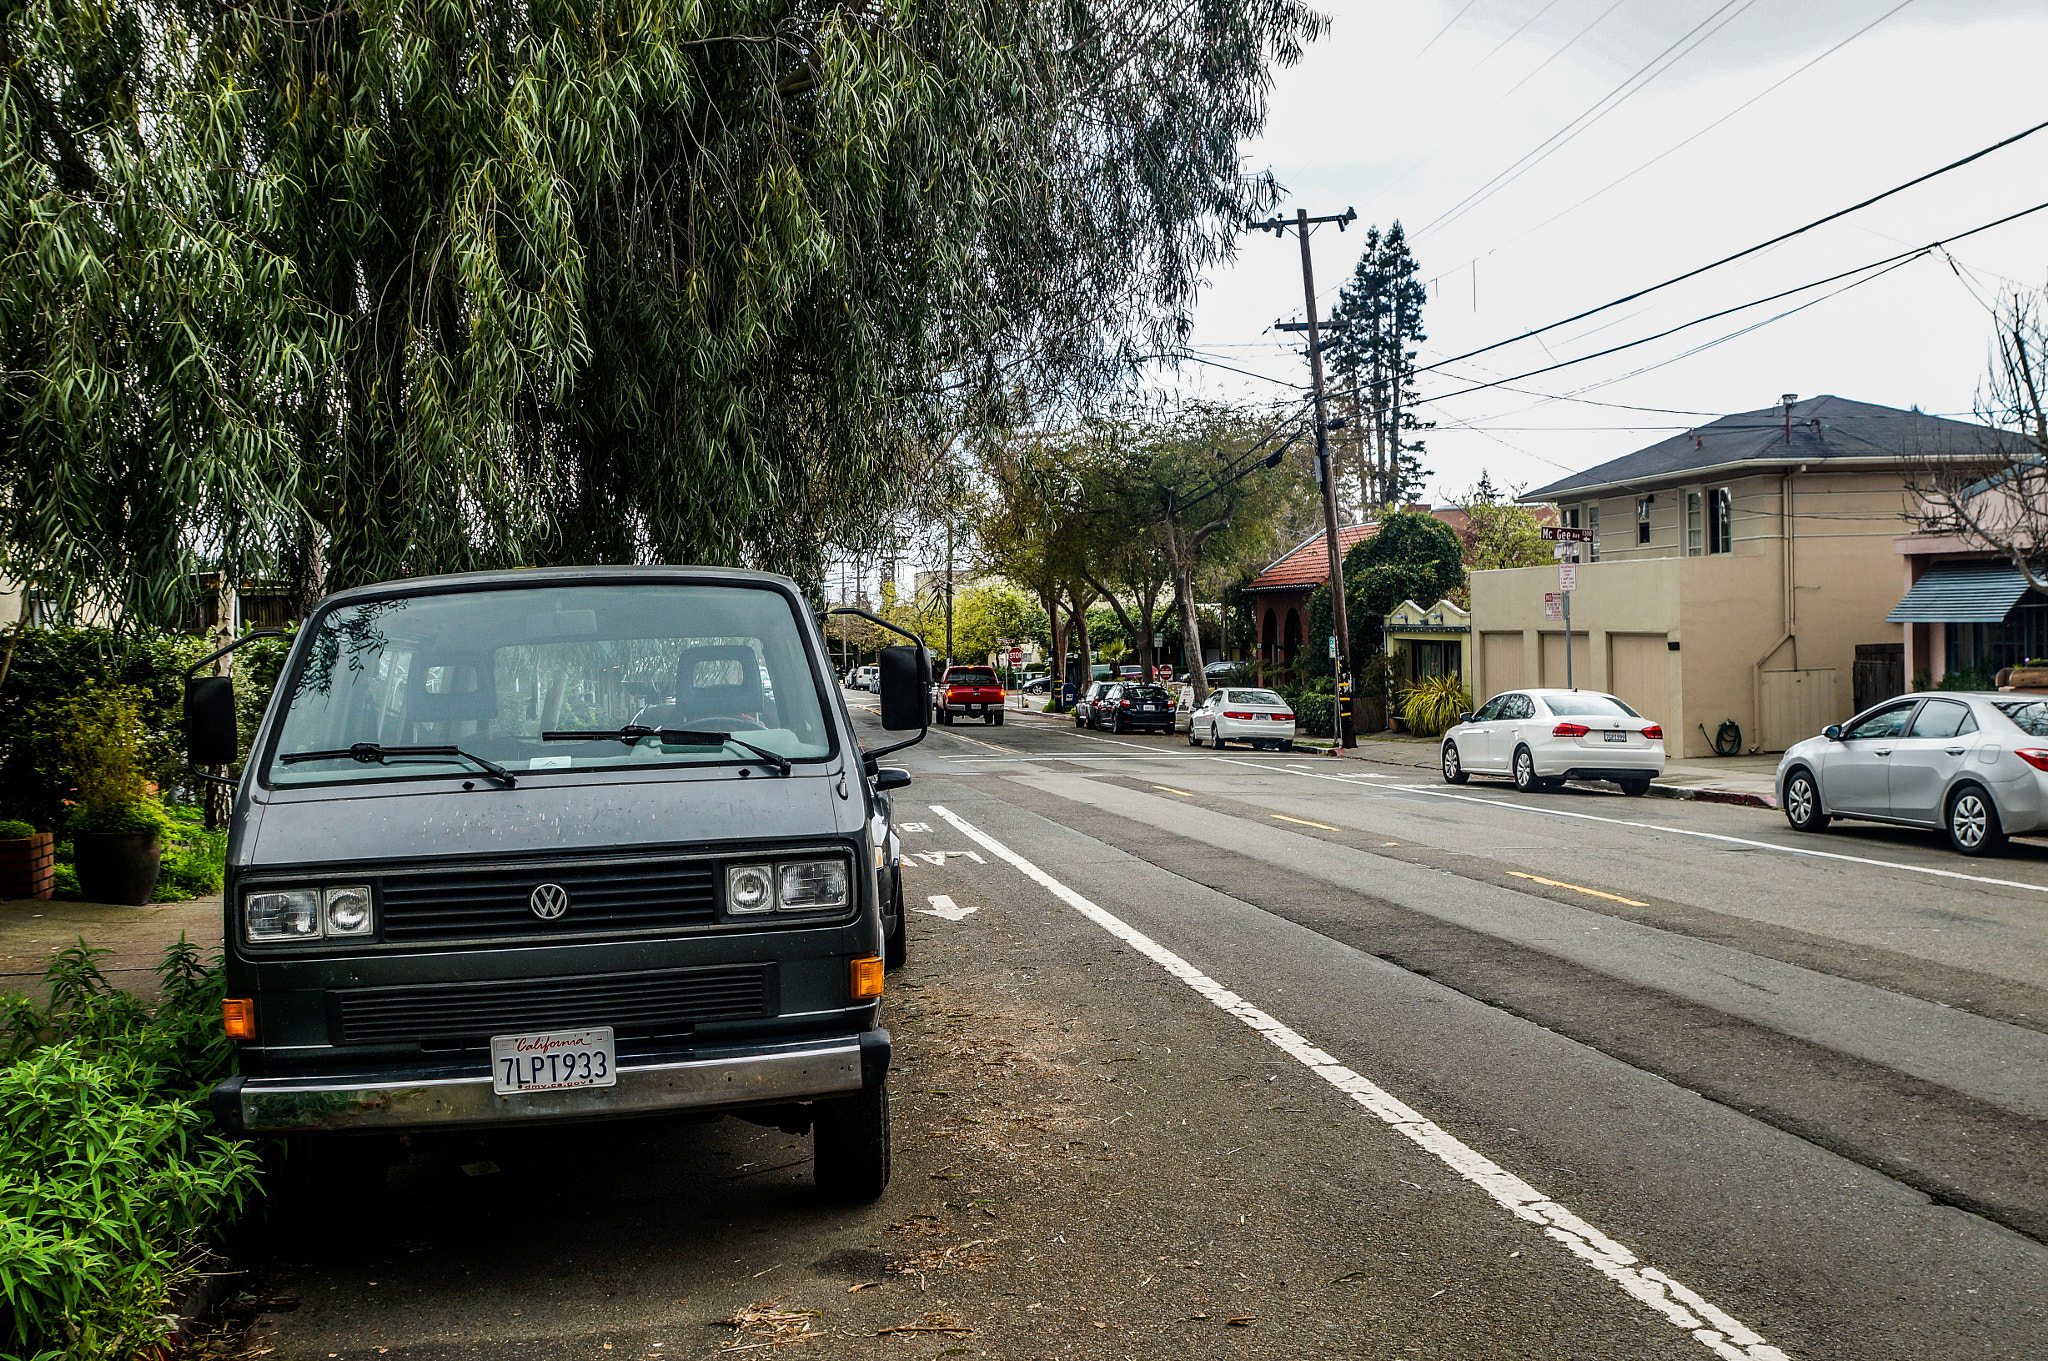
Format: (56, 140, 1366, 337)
(1823, 724, 1843, 741)
(874, 766, 912, 793)
(186, 675, 240, 765)
(877, 645, 931, 731)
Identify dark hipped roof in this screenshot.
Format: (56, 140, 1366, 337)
(1521, 395, 2026, 503)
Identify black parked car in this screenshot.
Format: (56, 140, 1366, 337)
(1072, 680, 1115, 728)
(1092, 682, 1174, 734)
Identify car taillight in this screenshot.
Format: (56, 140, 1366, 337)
(1118, 699, 1131, 707)
(1225, 711, 1254, 719)
(2016, 749, 2048, 772)
(1641, 725, 1662, 740)
(1275, 713, 1294, 722)
(1553, 722, 1591, 737)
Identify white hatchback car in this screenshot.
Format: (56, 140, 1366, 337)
(1441, 688, 1665, 794)
(1776, 692, 2048, 856)
(1188, 687, 1297, 751)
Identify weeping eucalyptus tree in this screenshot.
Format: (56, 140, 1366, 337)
(2, 0, 1325, 626)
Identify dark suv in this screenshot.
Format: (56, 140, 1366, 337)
(185, 566, 930, 1202)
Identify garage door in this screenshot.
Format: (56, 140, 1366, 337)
(1607, 633, 1670, 724)
(1480, 631, 1525, 700)
(1540, 632, 1591, 689)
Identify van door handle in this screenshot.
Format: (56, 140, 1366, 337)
(1946, 748, 1966, 756)
(1874, 748, 1891, 757)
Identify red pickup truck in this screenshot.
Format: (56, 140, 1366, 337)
(932, 666, 1006, 727)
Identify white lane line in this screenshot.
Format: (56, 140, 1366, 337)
(929, 802, 1789, 1361)
(1399, 785, 2048, 896)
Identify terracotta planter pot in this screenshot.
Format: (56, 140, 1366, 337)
(73, 832, 163, 906)
(0, 832, 56, 900)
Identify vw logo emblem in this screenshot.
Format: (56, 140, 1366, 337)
(529, 883, 570, 920)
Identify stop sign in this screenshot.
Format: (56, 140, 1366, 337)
(1007, 647, 1024, 667)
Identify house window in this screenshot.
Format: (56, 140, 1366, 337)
(1636, 496, 1652, 544)
(1586, 505, 1601, 562)
(1685, 492, 1703, 556)
(1708, 487, 1732, 554)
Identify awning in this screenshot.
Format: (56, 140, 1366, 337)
(1886, 561, 2034, 623)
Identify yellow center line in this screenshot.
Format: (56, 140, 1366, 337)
(943, 731, 1014, 753)
(1152, 785, 1194, 797)
(1507, 871, 1648, 907)
(1272, 813, 1343, 832)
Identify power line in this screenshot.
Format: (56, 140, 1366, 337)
(1414, 0, 1485, 60)
(1414, 0, 1761, 241)
(1419, 116, 2048, 376)
(1420, 0, 1921, 295)
(1407, 195, 2048, 405)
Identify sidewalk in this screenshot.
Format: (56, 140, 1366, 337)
(1302, 733, 1782, 808)
(0, 894, 222, 1003)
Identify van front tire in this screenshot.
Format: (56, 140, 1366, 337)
(813, 1080, 891, 1202)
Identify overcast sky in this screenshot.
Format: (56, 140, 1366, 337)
(1159, 0, 2048, 505)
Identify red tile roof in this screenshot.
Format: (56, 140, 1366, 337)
(1248, 524, 1377, 593)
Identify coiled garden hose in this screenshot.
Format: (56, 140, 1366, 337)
(1698, 720, 1742, 757)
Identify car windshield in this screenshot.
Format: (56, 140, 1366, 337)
(1994, 700, 2048, 736)
(947, 669, 998, 685)
(1542, 693, 1641, 718)
(1225, 689, 1285, 706)
(267, 582, 833, 785)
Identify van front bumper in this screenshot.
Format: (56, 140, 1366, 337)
(212, 1029, 889, 1135)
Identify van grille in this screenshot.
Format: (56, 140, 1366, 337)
(332, 963, 774, 1044)
(378, 856, 720, 942)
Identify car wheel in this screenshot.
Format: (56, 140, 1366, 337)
(1783, 768, 1829, 832)
(1280, 739, 1295, 753)
(983, 711, 994, 725)
(1187, 724, 1200, 747)
(1947, 785, 2007, 856)
(1074, 712, 1084, 728)
(994, 711, 1004, 727)
(1110, 712, 1123, 734)
(812, 1079, 890, 1202)
(1211, 728, 1226, 751)
(884, 873, 906, 971)
(1619, 776, 1651, 797)
(1441, 741, 1468, 784)
(1513, 746, 1543, 793)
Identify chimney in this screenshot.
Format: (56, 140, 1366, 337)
(1781, 393, 1799, 444)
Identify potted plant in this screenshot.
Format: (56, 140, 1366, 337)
(51, 684, 168, 905)
(0, 819, 55, 900)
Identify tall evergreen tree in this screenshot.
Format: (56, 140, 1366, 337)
(1330, 221, 1432, 512)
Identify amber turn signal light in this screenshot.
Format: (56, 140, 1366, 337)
(222, 997, 256, 1040)
(849, 956, 885, 1000)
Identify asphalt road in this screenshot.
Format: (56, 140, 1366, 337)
(245, 691, 2048, 1360)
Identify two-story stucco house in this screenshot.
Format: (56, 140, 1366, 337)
(1469, 395, 2022, 757)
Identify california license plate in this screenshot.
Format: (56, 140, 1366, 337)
(490, 1026, 617, 1095)
(1603, 730, 1628, 743)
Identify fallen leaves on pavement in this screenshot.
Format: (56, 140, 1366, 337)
(713, 1298, 820, 1350)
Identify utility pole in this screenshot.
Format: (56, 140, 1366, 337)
(1260, 205, 1359, 748)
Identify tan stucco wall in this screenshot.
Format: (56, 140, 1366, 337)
(1481, 468, 1915, 755)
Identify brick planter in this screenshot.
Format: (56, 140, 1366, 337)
(0, 832, 56, 900)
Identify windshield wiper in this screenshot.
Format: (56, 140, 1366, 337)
(541, 726, 793, 776)
(279, 742, 518, 788)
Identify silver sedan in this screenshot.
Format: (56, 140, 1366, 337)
(1775, 692, 2048, 855)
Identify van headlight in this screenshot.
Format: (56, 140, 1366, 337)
(726, 864, 774, 914)
(777, 860, 849, 912)
(245, 885, 374, 942)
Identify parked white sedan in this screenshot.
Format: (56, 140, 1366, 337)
(1776, 692, 2048, 856)
(1441, 688, 1665, 794)
(1188, 687, 1297, 751)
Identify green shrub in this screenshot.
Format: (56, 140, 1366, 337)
(1295, 693, 1336, 738)
(0, 820, 34, 840)
(1401, 673, 1473, 738)
(155, 807, 226, 901)
(0, 940, 258, 1358)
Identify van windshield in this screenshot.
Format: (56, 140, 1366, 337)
(267, 583, 834, 786)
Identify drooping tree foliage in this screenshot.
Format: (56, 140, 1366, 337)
(2, 0, 1325, 626)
